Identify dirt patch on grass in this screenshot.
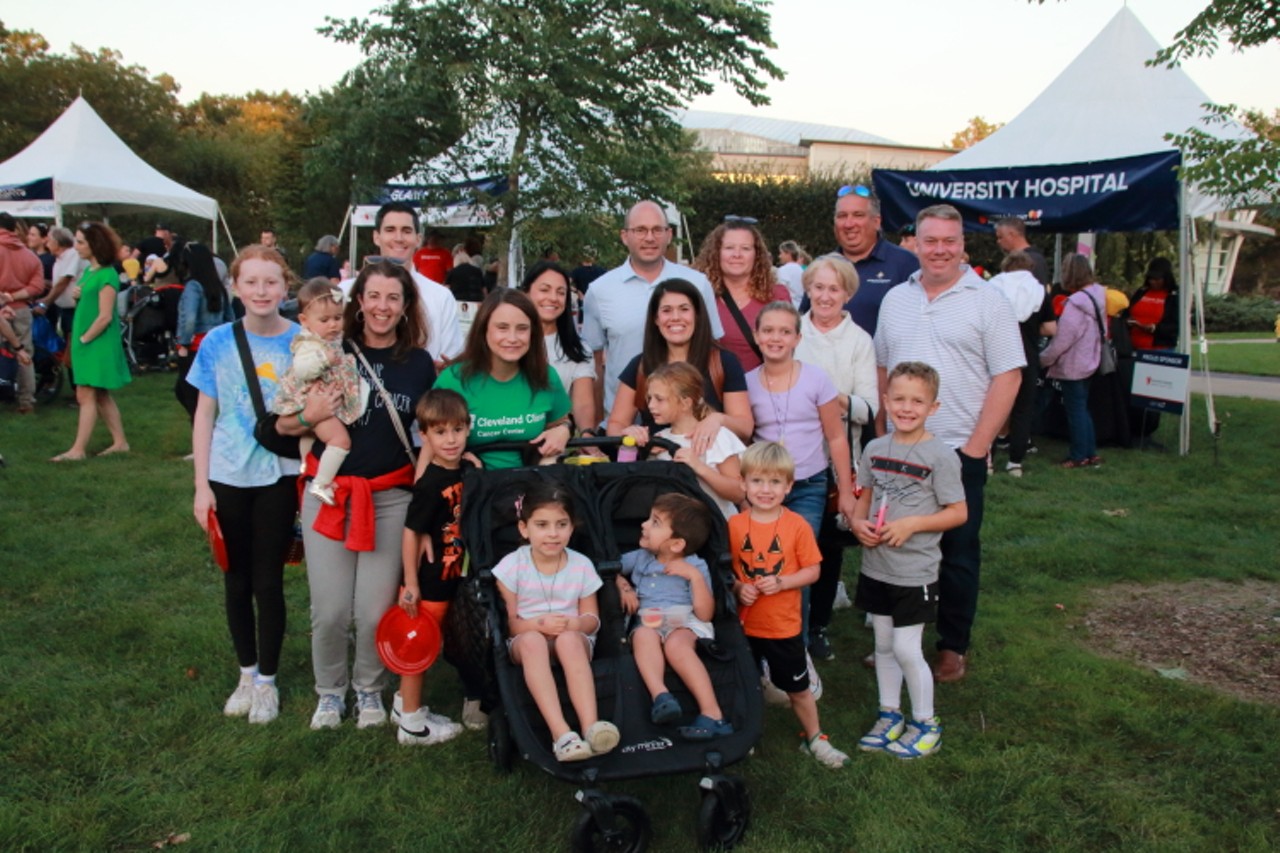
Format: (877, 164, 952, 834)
(1083, 579, 1280, 706)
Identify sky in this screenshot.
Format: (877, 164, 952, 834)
(6, 0, 1278, 148)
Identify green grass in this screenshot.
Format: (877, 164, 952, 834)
(2, 374, 1278, 851)
(1193, 340, 1280, 377)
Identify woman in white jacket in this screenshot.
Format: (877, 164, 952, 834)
(794, 254, 879, 661)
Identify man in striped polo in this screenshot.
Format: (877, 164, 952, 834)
(873, 204, 1024, 683)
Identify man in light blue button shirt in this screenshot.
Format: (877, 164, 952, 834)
(583, 200, 723, 418)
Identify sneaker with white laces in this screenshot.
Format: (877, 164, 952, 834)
(397, 707, 462, 746)
(355, 691, 387, 728)
(308, 481, 336, 506)
(461, 699, 488, 732)
(1005, 461, 1023, 478)
(832, 580, 852, 610)
(310, 693, 345, 730)
(800, 732, 850, 769)
(886, 718, 942, 759)
(223, 678, 254, 717)
(390, 692, 462, 735)
(858, 708, 905, 751)
(248, 682, 279, 725)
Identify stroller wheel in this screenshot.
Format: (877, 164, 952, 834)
(696, 777, 751, 851)
(570, 794, 651, 853)
(487, 706, 513, 772)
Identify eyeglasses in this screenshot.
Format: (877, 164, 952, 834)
(837, 184, 873, 199)
(723, 215, 758, 225)
(624, 226, 669, 238)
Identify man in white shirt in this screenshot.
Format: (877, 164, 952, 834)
(582, 200, 722, 417)
(44, 227, 87, 342)
(340, 202, 464, 366)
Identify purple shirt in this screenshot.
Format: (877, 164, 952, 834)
(746, 361, 837, 480)
(1040, 284, 1105, 380)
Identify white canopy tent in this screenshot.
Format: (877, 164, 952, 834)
(0, 97, 231, 248)
(932, 6, 1269, 454)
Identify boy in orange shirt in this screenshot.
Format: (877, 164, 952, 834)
(730, 441, 851, 769)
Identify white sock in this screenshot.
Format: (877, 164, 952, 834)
(313, 446, 349, 488)
(254, 673, 276, 686)
(239, 665, 258, 683)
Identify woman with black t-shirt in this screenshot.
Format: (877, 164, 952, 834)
(279, 260, 437, 732)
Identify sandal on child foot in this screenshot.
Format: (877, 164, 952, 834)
(553, 731, 593, 762)
(585, 720, 620, 755)
(679, 714, 734, 741)
(650, 691, 681, 725)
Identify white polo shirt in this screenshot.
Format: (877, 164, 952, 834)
(582, 258, 723, 413)
(874, 267, 1025, 449)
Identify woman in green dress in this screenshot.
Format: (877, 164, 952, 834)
(51, 222, 131, 461)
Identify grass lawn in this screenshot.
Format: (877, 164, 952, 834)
(2, 374, 1278, 851)
(1193, 340, 1280, 377)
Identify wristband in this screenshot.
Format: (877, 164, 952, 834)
(298, 411, 311, 428)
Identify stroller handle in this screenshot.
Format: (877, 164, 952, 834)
(469, 434, 680, 463)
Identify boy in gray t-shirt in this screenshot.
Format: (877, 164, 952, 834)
(852, 362, 967, 760)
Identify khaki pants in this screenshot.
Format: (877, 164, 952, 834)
(9, 306, 35, 408)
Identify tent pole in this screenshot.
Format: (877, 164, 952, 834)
(1178, 182, 1190, 456)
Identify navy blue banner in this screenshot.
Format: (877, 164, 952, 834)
(873, 151, 1180, 234)
(0, 178, 54, 202)
(372, 175, 508, 207)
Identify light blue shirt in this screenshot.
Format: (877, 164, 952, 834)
(620, 549, 713, 610)
(188, 322, 301, 487)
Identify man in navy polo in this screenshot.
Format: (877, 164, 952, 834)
(828, 185, 919, 336)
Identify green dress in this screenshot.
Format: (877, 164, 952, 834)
(71, 266, 132, 390)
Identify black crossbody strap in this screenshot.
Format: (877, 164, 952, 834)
(721, 293, 764, 363)
(232, 320, 268, 418)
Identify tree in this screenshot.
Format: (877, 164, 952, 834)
(947, 116, 1004, 150)
(1031, 1, 1279, 208)
(316, 0, 784, 239)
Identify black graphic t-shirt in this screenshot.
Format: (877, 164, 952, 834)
(404, 460, 474, 600)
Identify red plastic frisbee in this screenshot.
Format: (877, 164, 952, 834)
(207, 508, 229, 572)
(376, 605, 443, 676)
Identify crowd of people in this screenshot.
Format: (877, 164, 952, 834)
(0, 190, 1183, 768)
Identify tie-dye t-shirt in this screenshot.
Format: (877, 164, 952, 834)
(188, 321, 302, 487)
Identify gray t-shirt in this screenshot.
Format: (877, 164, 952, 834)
(856, 434, 965, 586)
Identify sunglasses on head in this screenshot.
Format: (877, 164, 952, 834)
(723, 215, 758, 225)
(837, 184, 873, 199)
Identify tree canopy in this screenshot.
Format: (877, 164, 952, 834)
(947, 116, 1004, 150)
(317, 0, 784, 235)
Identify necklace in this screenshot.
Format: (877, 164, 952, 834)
(762, 361, 796, 447)
(533, 549, 566, 609)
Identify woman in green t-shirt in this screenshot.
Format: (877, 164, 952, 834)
(435, 288, 571, 469)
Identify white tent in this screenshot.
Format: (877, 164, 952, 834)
(937, 6, 1250, 220)
(0, 97, 222, 233)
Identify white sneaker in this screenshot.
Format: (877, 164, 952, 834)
(801, 732, 850, 769)
(224, 678, 254, 717)
(355, 691, 387, 729)
(759, 674, 791, 707)
(462, 698, 488, 732)
(1006, 461, 1023, 478)
(248, 682, 279, 724)
(391, 691, 462, 734)
(832, 580, 852, 610)
(310, 693, 345, 730)
(308, 481, 336, 507)
(397, 708, 462, 746)
(585, 720, 620, 755)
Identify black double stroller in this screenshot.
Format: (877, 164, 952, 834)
(454, 441, 762, 851)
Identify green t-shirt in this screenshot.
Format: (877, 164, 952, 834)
(435, 363, 571, 469)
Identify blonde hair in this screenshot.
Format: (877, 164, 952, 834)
(740, 441, 795, 481)
(802, 254, 859, 299)
(648, 362, 711, 420)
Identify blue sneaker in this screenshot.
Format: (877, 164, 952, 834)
(886, 718, 942, 759)
(858, 708, 905, 752)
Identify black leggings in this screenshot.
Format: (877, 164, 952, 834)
(211, 477, 298, 677)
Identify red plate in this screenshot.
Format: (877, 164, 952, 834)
(207, 508, 229, 572)
(376, 605, 443, 676)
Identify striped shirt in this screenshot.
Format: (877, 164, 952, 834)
(874, 267, 1025, 449)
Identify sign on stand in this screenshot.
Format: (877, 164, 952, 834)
(1131, 350, 1190, 414)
